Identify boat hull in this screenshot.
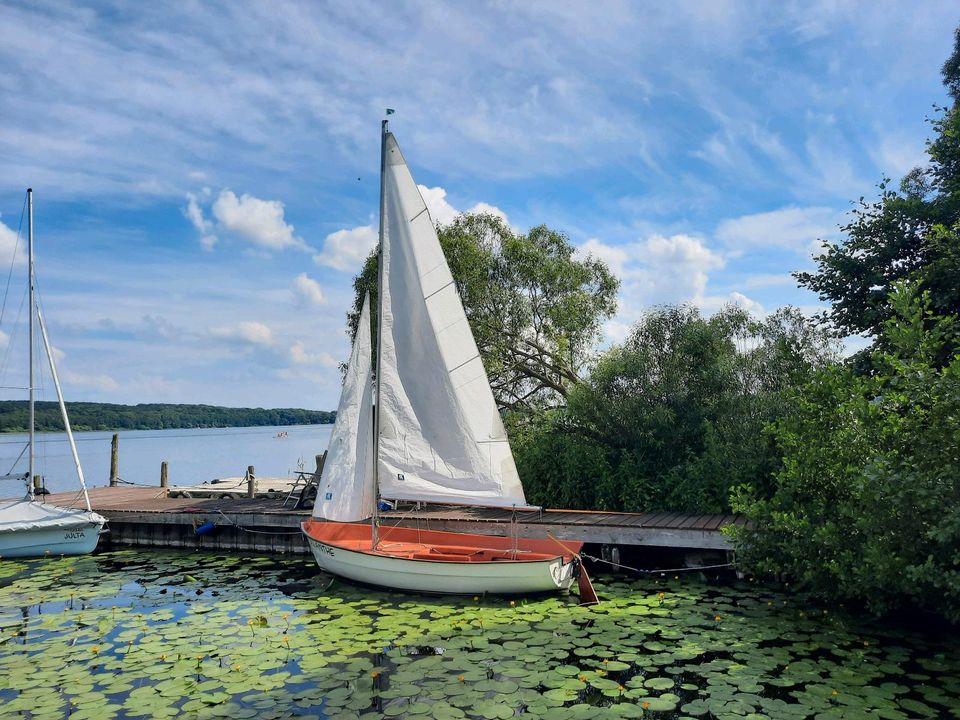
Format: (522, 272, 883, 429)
(301, 520, 580, 595)
(0, 520, 104, 558)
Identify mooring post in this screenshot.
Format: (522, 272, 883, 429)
(247, 465, 255, 498)
(315, 451, 327, 477)
(109, 433, 119, 487)
(160, 461, 168, 497)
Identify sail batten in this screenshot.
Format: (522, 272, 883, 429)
(375, 132, 526, 509)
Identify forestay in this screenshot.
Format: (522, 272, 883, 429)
(376, 132, 527, 509)
(313, 293, 376, 522)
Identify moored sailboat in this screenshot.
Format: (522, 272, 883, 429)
(301, 124, 584, 595)
(0, 189, 106, 558)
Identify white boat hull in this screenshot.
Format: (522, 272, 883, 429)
(0, 520, 104, 558)
(302, 521, 579, 595)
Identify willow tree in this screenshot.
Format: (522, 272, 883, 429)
(347, 213, 619, 412)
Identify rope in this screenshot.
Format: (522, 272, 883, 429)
(581, 552, 735, 575)
(214, 509, 304, 536)
(0, 191, 26, 330)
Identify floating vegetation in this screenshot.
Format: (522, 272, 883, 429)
(1, 550, 959, 719)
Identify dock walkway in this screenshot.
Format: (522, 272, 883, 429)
(38, 486, 743, 555)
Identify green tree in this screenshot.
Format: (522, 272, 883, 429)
(348, 213, 619, 412)
(514, 304, 837, 513)
(730, 285, 960, 620)
(796, 29, 960, 359)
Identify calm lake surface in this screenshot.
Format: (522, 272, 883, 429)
(0, 424, 334, 495)
(1, 550, 958, 719)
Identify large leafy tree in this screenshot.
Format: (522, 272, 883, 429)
(796, 28, 960, 360)
(348, 213, 619, 412)
(730, 285, 960, 621)
(515, 304, 837, 514)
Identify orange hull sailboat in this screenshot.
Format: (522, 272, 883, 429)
(301, 122, 586, 596)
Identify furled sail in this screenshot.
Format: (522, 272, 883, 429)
(376, 132, 527, 508)
(313, 293, 375, 522)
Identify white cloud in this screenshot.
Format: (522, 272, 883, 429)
(313, 224, 377, 272)
(0, 220, 26, 267)
(716, 206, 844, 255)
(583, 233, 728, 339)
(0, 329, 8, 350)
(874, 133, 927, 178)
(63, 370, 119, 392)
(209, 320, 274, 346)
(419, 185, 459, 226)
(288, 341, 337, 367)
(418, 185, 510, 228)
(211, 190, 306, 251)
(184, 192, 218, 250)
(292, 272, 325, 306)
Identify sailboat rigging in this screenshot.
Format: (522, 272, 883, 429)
(0, 189, 106, 558)
(301, 123, 584, 595)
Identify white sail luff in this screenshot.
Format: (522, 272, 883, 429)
(312, 293, 375, 522)
(376, 132, 526, 508)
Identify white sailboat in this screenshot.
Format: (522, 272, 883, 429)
(0, 189, 106, 558)
(301, 123, 585, 595)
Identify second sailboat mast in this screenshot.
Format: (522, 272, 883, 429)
(372, 120, 389, 547)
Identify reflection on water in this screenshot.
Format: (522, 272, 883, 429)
(0, 549, 958, 719)
(0, 424, 333, 494)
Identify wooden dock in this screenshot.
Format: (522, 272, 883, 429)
(34, 486, 743, 557)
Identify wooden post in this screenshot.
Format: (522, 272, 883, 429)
(247, 465, 255, 498)
(109, 433, 119, 487)
(160, 461, 168, 497)
(32, 475, 42, 494)
(314, 451, 327, 478)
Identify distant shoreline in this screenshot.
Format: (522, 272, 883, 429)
(0, 401, 335, 433)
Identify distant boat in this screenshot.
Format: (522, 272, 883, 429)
(302, 125, 589, 597)
(0, 189, 106, 558)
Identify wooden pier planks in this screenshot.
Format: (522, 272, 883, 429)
(26, 486, 740, 552)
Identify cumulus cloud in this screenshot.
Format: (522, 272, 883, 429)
(418, 185, 510, 227)
(580, 233, 762, 342)
(212, 190, 307, 251)
(209, 320, 274, 346)
(184, 189, 308, 252)
(313, 224, 377, 272)
(288, 341, 337, 367)
(292, 272, 325, 306)
(0, 220, 26, 267)
(315, 185, 511, 274)
(716, 206, 844, 255)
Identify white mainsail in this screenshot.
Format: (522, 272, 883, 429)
(313, 293, 376, 522)
(376, 131, 527, 508)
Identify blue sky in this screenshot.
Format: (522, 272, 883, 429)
(0, 1, 956, 410)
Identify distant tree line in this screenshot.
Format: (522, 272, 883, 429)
(0, 402, 335, 433)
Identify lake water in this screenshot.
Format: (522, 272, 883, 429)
(0, 424, 334, 495)
(1, 550, 958, 719)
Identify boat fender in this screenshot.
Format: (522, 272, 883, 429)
(195, 521, 216, 535)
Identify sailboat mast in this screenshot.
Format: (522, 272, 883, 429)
(27, 188, 35, 500)
(372, 119, 389, 547)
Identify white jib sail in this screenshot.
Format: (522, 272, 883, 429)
(313, 292, 376, 522)
(376, 132, 527, 508)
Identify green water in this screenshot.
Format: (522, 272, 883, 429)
(1, 550, 958, 719)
